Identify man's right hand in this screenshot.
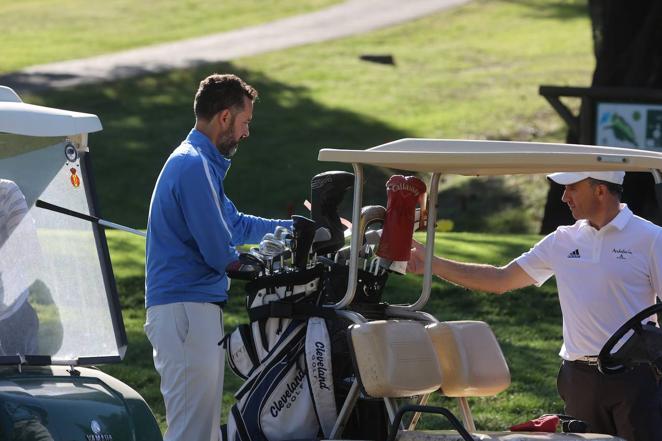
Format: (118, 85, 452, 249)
(406, 238, 536, 295)
(406, 239, 427, 275)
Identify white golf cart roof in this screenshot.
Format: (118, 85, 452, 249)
(319, 138, 662, 174)
(0, 86, 102, 137)
(318, 138, 662, 312)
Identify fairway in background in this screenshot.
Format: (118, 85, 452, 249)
(0, 0, 339, 73)
(25, 0, 593, 233)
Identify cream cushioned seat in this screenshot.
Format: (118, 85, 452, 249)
(425, 321, 510, 397)
(345, 319, 623, 441)
(349, 320, 442, 397)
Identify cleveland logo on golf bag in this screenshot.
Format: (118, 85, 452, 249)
(312, 341, 331, 390)
(270, 366, 306, 417)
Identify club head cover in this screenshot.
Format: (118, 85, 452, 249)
(376, 175, 427, 270)
(310, 171, 354, 254)
(292, 215, 317, 270)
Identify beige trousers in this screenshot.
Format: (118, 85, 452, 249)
(145, 302, 224, 441)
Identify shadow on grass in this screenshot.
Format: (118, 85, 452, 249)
(426, 232, 539, 267)
(498, 0, 587, 20)
(438, 177, 526, 232)
(22, 63, 409, 228)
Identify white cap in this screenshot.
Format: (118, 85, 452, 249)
(547, 171, 625, 185)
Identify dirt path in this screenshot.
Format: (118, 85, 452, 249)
(1, 0, 469, 91)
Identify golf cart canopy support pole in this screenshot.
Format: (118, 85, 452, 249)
(409, 172, 440, 311)
(653, 169, 662, 221)
(330, 164, 364, 308)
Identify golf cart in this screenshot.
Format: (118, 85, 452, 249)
(0, 86, 162, 440)
(312, 138, 662, 440)
(225, 137, 662, 441)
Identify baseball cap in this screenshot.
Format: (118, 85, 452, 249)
(547, 171, 625, 185)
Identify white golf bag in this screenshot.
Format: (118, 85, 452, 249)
(223, 266, 338, 441)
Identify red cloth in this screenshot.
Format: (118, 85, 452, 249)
(509, 414, 559, 432)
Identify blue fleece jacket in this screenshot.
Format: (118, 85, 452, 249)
(145, 129, 291, 308)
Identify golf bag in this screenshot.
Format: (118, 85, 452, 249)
(224, 265, 339, 441)
(224, 264, 391, 441)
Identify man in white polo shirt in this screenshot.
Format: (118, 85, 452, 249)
(408, 171, 662, 441)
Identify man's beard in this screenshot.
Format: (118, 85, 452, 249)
(217, 130, 239, 158)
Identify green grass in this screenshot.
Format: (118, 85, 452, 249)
(9, 0, 595, 434)
(23, 0, 593, 234)
(0, 0, 339, 73)
(103, 230, 563, 432)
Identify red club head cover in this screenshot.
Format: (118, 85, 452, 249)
(376, 175, 427, 263)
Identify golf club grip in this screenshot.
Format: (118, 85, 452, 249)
(36, 199, 100, 224)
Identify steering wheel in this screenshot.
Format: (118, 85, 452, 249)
(598, 303, 662, 375)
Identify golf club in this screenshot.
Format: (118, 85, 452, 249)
(36, 199, 146, 237)
(358, 205, 386, 244)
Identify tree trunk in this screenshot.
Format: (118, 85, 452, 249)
(540, 0, 662, 233)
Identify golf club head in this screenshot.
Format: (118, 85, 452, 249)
(310, 171, 354, 255)
(291, 215, 317, 270)
(274, 226, 292, 242)
(333, 245, 351, 265)
(359, 205, 386, 243)
(248, 247, 266, 264)
(259, 237, 286, 256)
(226, 253, 265, 280)
(363, 229, 382, 246)
(312, 227, 332, 243)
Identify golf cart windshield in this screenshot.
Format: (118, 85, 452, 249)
(0, 92, 125, 366)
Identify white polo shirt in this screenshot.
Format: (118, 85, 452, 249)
(516, 204, 662, 361)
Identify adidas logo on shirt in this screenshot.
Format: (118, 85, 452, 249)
(567, 249, 581, 259)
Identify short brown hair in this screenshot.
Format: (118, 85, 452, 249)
(588, 178, 623, 200)
(193, 74, 258, 120)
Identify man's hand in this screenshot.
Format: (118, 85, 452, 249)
(405, 238, 535, 294)
(407, 238, 427, 275)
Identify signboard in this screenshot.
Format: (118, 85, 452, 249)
(596, 102, 662, 151)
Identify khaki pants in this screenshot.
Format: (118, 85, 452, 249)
(145, 302, 224, 441)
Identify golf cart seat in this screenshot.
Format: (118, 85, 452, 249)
(349, 320, 443, 398)
(419, 320, 623, 441)
(348, 319, 623, 441)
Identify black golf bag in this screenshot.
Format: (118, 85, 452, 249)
(223, 262, 389, 441)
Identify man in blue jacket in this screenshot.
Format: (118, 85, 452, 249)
(145, 73, 292, 441)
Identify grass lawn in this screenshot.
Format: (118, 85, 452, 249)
(10, 0, 595, 434)
(0, 0, 339, 73)
(23, 0, 594, 233)
(103, 230, 563, 432)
